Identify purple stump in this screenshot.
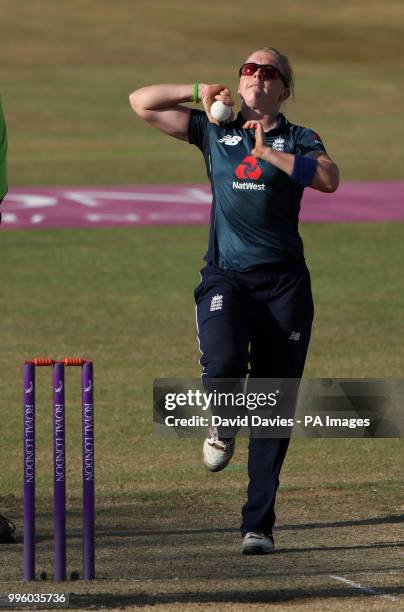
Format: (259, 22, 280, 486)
(53, 362, 66, 581)
(23, 364, 36, 581)
(82, 361, 95, 580)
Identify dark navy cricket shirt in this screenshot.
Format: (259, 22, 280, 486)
(188, 110, 326, 271)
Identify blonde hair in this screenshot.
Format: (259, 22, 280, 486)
(248, 47, 295, 97)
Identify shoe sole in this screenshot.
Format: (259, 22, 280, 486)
(241, 545, 274, 555)
(203, 457, 233, 472)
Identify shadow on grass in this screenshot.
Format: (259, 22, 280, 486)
(71, 586, 404, 608)
(278, 514, 404, 530)
(95, 512, 404, 537)
(10, 512, 404, 545)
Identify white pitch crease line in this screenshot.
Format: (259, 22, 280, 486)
(330, 575, 399, 602)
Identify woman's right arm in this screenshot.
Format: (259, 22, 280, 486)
(129, 83, 232, 141)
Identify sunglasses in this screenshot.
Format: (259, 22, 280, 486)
(239, 63, 287, 86)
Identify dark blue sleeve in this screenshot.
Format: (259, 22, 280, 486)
(295, 127, 327, 156)
(188, 109, 209, 150)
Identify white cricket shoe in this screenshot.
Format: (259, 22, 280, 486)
(203, 427, 235, 472)
(241, 532, 274, 555)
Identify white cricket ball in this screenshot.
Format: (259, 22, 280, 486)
(210, 100, 232, 122)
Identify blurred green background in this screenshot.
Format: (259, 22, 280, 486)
(3, 0, 404, 185)
(0, 0, 403, 586)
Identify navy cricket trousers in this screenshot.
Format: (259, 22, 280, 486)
(194, 262, 314, 536)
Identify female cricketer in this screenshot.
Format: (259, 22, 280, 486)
(130, 47, 339, 554)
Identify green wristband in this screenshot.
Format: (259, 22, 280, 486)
(193, 82, 200, 104)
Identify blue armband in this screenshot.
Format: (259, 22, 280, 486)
(291, 154, 317, 187)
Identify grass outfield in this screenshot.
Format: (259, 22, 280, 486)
(0, 225, 403, 605)
(2, 0, 404, 186)
(1, 222, 403, 497)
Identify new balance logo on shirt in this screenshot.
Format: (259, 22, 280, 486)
(210, 294, 223, 311)
(218, 135, 243, 146)
(289, 332, 301, 341)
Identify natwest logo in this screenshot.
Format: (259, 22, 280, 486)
(235, 156, 262, 180)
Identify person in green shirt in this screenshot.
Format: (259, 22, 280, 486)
(0, 97, 8, 222)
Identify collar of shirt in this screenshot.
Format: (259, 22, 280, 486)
(234, 111, 288, 136)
